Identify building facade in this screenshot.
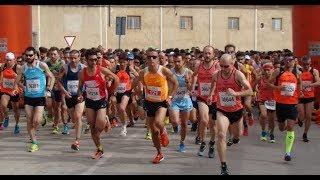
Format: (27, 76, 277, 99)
(31, 5, 292, 51)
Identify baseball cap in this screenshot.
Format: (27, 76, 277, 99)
(127, 52, 134, 60)
(244, 55, 250, 60)
(5, 52, 15, 60)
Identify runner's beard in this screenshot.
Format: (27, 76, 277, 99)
(27, 58, 35, 64)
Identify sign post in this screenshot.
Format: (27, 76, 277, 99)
(64, 36, 76, 48)
(116, 17, 126, 49)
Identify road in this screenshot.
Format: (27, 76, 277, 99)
(0, 110, 320, 175)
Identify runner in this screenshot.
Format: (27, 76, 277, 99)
(191, 45, 219, 158)
(77, 48, 119, 159)
(255, 62, 276, 142)
(0, 52, 21, 134)
(58, 49, 86, 150)
(209, 53, 252, 175)
(132, 48, 178, 164)
(15, 47, 54, 152)
(297, 56, 320, 142)
(114, 52, 138, 136)
(268, 56, 301, 161)
(169, 53, 193, 152)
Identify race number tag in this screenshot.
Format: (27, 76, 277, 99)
(117, 83, 127, 93)
(280, 82, 296, 96)
(175, 87, 188, 99)
(3, 78, 15, 89)
(219, 92, 236, 107)
(302, 81, 312, 92)
(86, 87, 101, 100)
(264, 100, 276, 110)
(146, 86, 161, 101)
(67, 80, 79, 94)
(26, 79, 40, 92)
(199, 83, 211, 96)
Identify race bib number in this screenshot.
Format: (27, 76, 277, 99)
(86, 87, 101, 101)
(175, 87, 188, 99)
(146, 86, 161, 101)
(280, 82, 296, 96)
(199, 83, 211, 96)
(3, 78, 15, 89)
(26, 79, 40, 92)
(67, 80, 79, 94)
(302, 81, 312, 92)
(117, 83, 127, 93)
(264, 100, 276, 110)
(219, 92, 236, 107)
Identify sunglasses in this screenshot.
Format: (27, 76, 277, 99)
(134, 61, 140, 64)
(26, 54, 34, 57)
(17, 61, 22, 63)
(220, 65, 230, 68)
(88, 58, 98, 61)
(147, 55, 158, 59)
(303, 63, 311, 66)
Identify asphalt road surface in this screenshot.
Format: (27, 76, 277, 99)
(0, 109, 320, 175)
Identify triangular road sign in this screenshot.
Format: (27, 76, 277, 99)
(64, 36, 76, 47)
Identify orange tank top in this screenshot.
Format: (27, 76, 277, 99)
(116, 69, 132, 93)
(216, 69, 243, 112)
(1, 65, 17, 94)
(274, 71, 299, 104)
(144, 65, 168, 102)
(300, 69, 315, 98)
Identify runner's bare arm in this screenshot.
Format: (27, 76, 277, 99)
(101, 67, 120, 94)
(13, 65, 23, 90)
(311, 69, 320, 87)
(162, 67, 178, 97)
(57, 64, 68, 94)
(129, 66, 139, 77)
(267, 68, 282, 90)
(191, 63, 199, 92)
(132, 70, 145, 90)
(186, 69, 194, 91)
(233, 70, 253, 97)
(40, 62, 55, 90)
(209, 72, 218, 98)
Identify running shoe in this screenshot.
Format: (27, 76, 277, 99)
(179, 143, 186, 153)
(227, 138, 233, 146)
(62, 124, 70, 135)
(198, 142, 206, 156)
(126, 121, 134, 127)
(243, 127, 249, 136)
(208, 141, 215, 158)
(303, 133, 309, 142)
(71, 141, 80, 151)
(191, 122, 198, 132)
(173, 125, 181, 134)
(119, 127, 127, 137)
(232, 138, 240, 144)
(195, 136, 201, 145)
(152, 153, 164, 164)
(260, 131, 267, 141)
(3, 117, 9, 128)
(52, 126, 59, 134)
(160, 129, 169, 147)
(91, 149, 104, 160)
(220, 167, 230, 175)
(164, 117, 170, 125)
(28, 143, 39, 152)
(284, 153, 291, 161)
(41, 114, 47, 127)
(269, 133, 275, 143)
(14, 124, 20, 134)
(145, 131, 152, 140)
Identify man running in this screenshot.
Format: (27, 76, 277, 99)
(191, 45, 219, 158)
(297, 56, 320, 142)
(77, 48, 119, 159)
(132, 48, 178, 164)
(59, 49, 86, 150)
(268, 56, 301, 161)
(210, 53, 252, 175)
(169, 53, 193, 152)
(15, 47, 54, 152)
(0, 52, 21, 134)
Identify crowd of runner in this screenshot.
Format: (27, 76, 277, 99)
(0, 44, 319, 175)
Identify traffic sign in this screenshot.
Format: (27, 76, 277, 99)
(64, 36, 76, 47)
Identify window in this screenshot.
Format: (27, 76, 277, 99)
(272, 18, 282, 31)
(228, 17, 239, 30)
(127, 16, 141, 29)
(180, 16, 193, 30)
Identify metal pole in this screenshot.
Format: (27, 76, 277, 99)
(118, 35, 121, 49)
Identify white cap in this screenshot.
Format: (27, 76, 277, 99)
(5, 52, 15, 60)
(244, 55, 251, 60)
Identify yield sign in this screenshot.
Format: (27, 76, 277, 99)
(64, 36, 76, 47)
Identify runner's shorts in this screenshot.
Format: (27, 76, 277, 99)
(276, 103, 298, 123)
(24, 96, 46, 107)
(0, 92, 19, 102)
(217, 108, 244, 124)
(170, 97, 193, 112)
(85, 98, 108, 111)
(145, 100, 168, 117)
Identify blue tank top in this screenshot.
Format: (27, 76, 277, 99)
(23, 61, 46, 98)
(63, 63, 83, 96)
(171, 68, 190, 100)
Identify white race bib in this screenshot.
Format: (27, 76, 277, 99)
(67, 80, 79, 94)
(219, 92, 236, 107)
(146, 86, 161, 101)
(280, 82, 296, 96)
(3, 78, 15, 89)
(199, 83, 211, 96)
(86, 87, 101, 101)
(26, 79, 40, 92)
(264, 100, 276, 110)
(302, 81, 312, 92)
(117, 83, 127, 93)
(175, 87, 188, 99)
